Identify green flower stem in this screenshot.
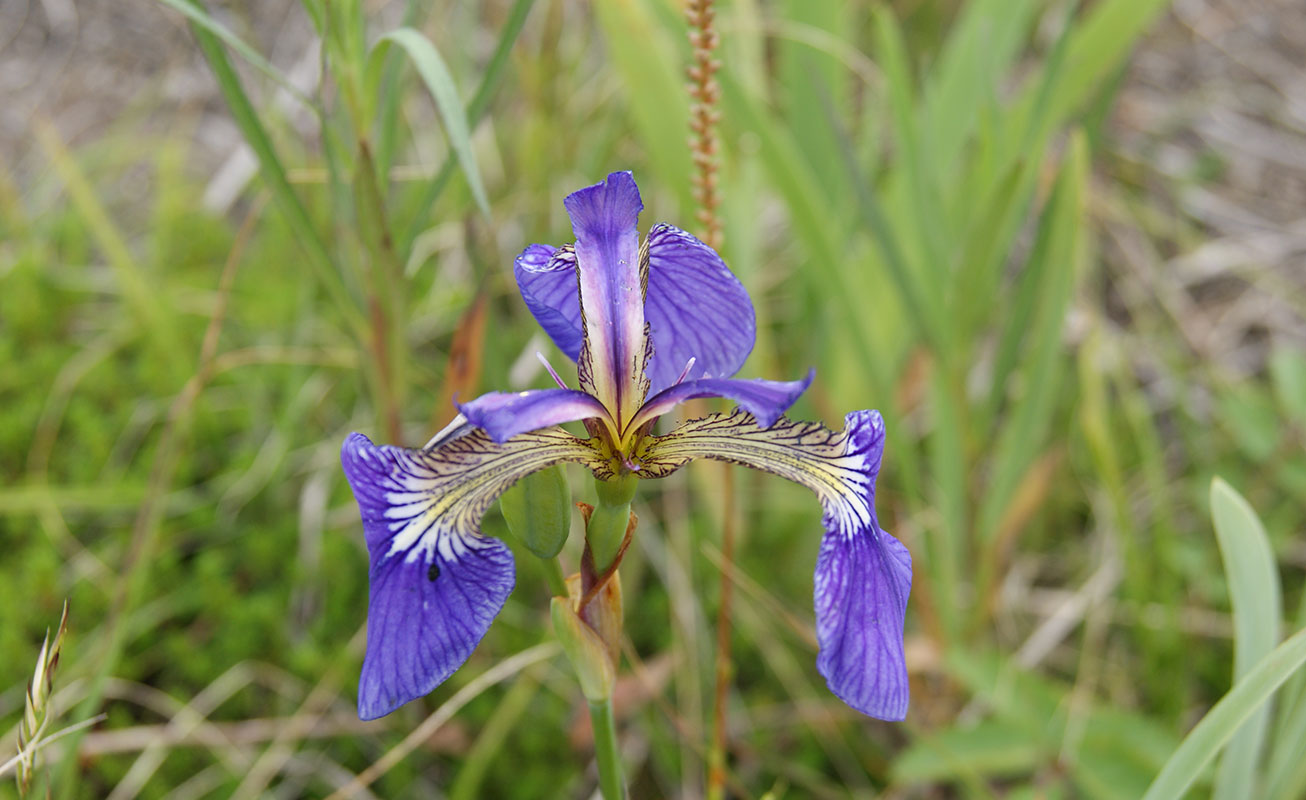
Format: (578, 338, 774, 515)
(587, 475, 638, 572)
(589, 698, 626, 800)
(544, 557, 569, 597)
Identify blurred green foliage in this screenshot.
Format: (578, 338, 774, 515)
(2, 0, 1305, 797)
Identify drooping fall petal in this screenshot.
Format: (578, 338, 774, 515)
(636, 409, 911, 719)
(340, 429, 604, 719)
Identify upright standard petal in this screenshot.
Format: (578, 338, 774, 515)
(636, 409, 912, 719)
(514, 244, 583, 360)
(457, 387, 613, 443)
(627, 368, 815, 436)
(644, 223, 757, 394)
(565, 171, 649, 427)
(341, 428, 604, 719)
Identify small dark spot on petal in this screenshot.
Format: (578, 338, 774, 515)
(427, 562, 440, 582)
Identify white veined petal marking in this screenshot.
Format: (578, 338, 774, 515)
(636, 411, 880, 542)
(361, 428, 604, 565)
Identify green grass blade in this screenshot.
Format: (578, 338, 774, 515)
(179, 0, 365, 339)
(1211, 478, 1282, 800)
(1049, 0, 1169, 124)
(154, 0, 318, 111)
(400, 0, 535, 253)
(32, 119, 186, 376)
(976, 132, 1087, 550)
(924, 0, 1041, 178)
(369, 28, 489, 216)
(775, 1, 852, 203)
(872, 6, 948, 315)
(374, 0, 424, 179)
(591, 0, 692, 211)
(1142, 625, 1306, 800)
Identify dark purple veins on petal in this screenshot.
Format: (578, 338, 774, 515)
(515, 244, 583, 360)
(644, 223, 756, 394)
(339, 429, 602, 720)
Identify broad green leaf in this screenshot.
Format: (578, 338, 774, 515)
(1210, 478, 1282, 800)
(893, 720, 1041, 785)
(1143, 625, 1306, 800)
(1076, 710, 1180, 800)
(368, 28, 489, 215)
(926, 0, 1041, 197)
(1219, 384, 1280, 461)
(1049, 0, 1170, 124)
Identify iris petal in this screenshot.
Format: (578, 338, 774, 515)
(628, 368, 814, 434)
(644, 223, 757, 394)
(566, 171, 648, 425)
(509, 223, 759, 399)
(514, 244, 583, 360)
(636, 409, 911, 719)
(340, 429, 604, 719)
(458, 387, 612, 443)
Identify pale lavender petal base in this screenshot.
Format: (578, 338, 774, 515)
(644, 223, 756, 394)
(359, 536, 514, 720)
(814, 521, 912, 720)
(457, 388, 609, 443)
(634, 368, 814, 430)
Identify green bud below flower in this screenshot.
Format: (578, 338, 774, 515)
(499, 465, 572, 559)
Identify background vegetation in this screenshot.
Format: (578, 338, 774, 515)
(2, 0, 1304, 797)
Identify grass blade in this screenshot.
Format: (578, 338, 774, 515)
(32, 118, 187, 376)
(178, 0, 365, 339)
(370, 28, 489, 215)
(401, 0, 535, 252)
(1142, 625, 1306, 800)
(154, 0, 318, 110)
(1210, 478, 1282, 799)
(977, 132, 1086, 546)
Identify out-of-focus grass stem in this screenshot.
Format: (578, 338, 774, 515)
(353, 142, 408, 442)
(54, 197, 264, 799)
(179, 0, 365, 341)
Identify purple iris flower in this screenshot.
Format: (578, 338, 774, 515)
(341, 172, 912, 721)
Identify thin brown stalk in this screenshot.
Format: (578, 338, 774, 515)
(687, 0, 723, 251)
(687, 1, 731, 795)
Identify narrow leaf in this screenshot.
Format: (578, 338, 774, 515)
(1142, 626, 1306, 800)
(370, 28, 489, 215)
(1211, 478, 1282, 799)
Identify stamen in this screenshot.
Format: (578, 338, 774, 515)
(537, 352, 570, 389)
(674, 356, 697, 386)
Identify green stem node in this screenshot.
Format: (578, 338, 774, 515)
(587, 474, 638, 572)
